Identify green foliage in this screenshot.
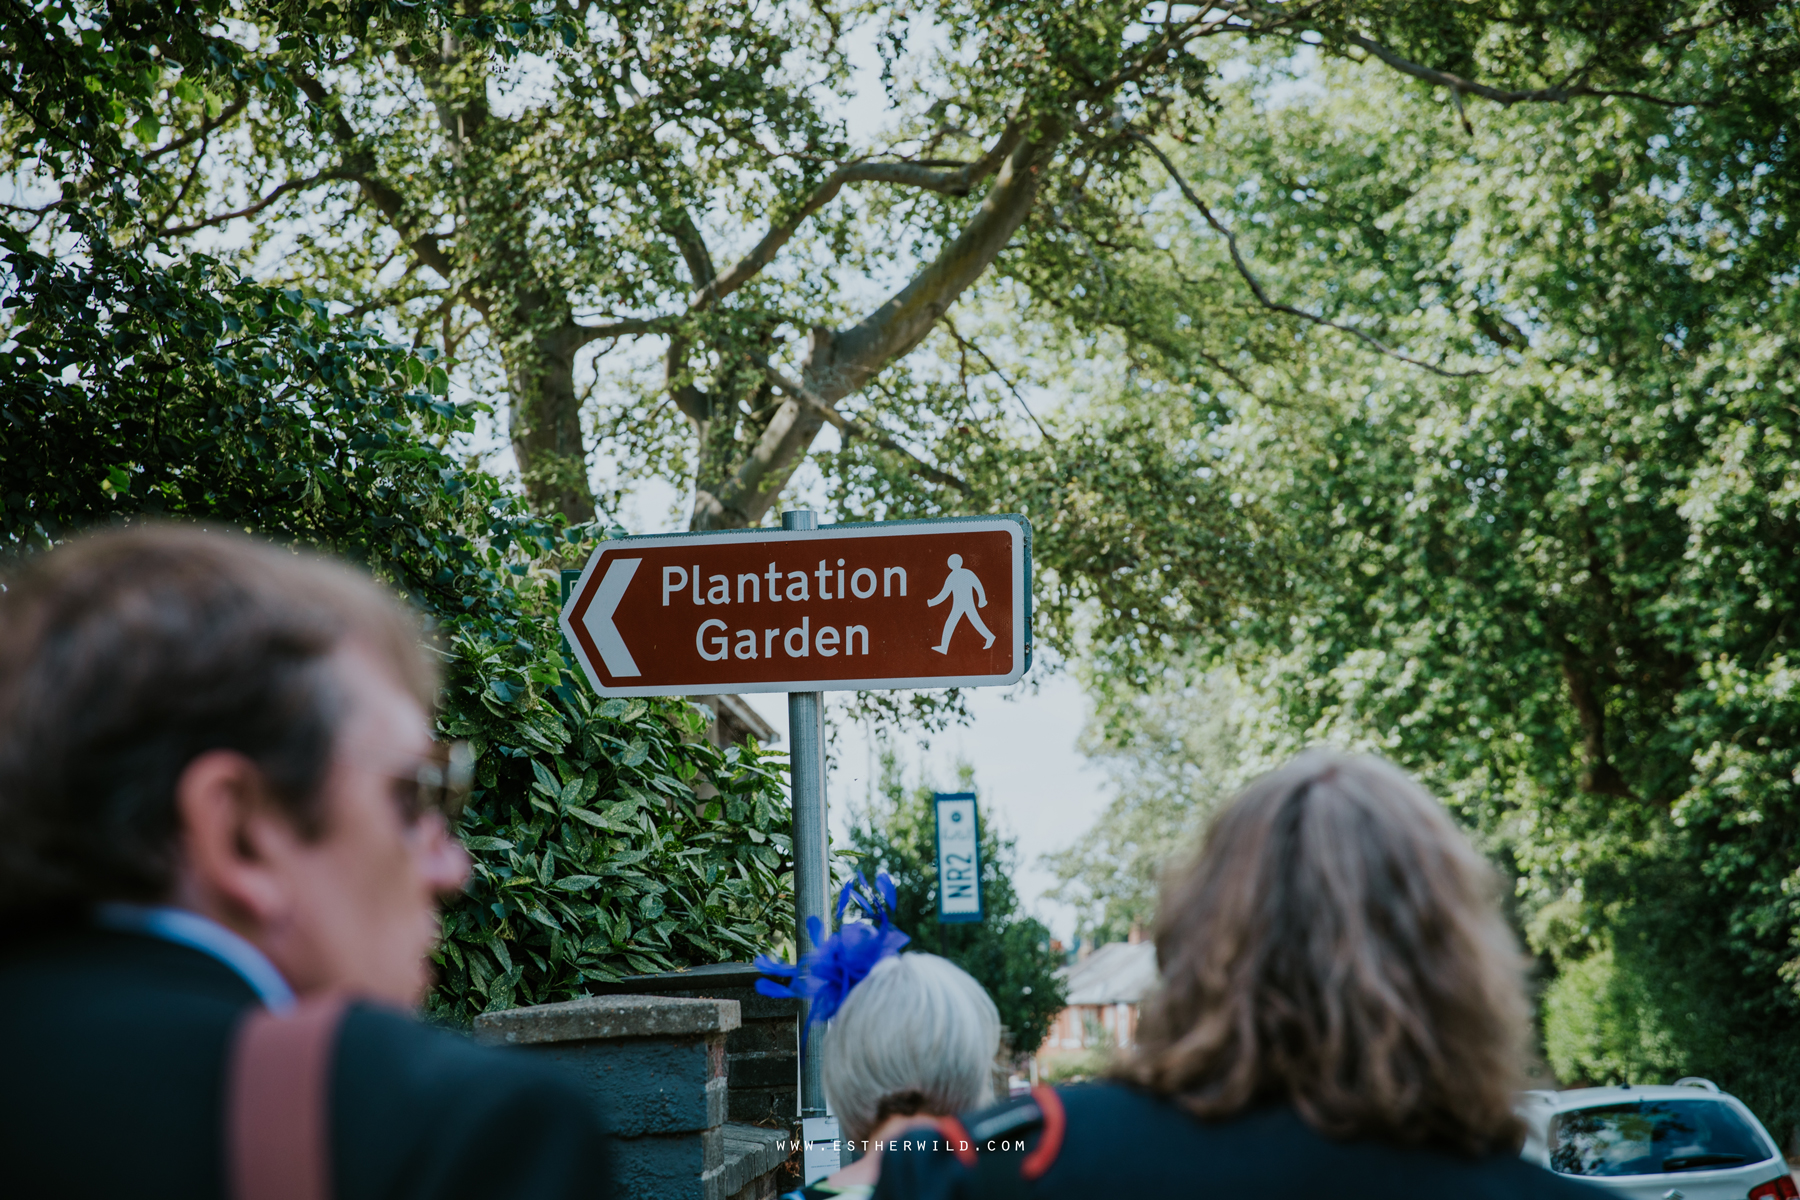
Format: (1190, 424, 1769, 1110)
(60, 0, 855, 518)
(841, 756, 1067, 1055)
(1027, 20, 1800, 1129)
(16, 0, 1784, 751)
(1541, 948, 1685, 1086)
(0, 0, 543, 199)
(1045, 667, 1279, 944)
(0, 210, 795, 1023)
(2, 221, 452, 553)
(16, 0, 1759, 547)
(1, 4, 793, 1024)
(821, 402, 1291, 697)
(434, 690, 794, 1019)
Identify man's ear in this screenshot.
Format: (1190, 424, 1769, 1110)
(170, 750, 305, 929)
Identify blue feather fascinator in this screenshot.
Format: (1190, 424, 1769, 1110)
(754, 871, 910, 1031)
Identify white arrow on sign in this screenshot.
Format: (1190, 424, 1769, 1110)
(581, 557, 642, 677)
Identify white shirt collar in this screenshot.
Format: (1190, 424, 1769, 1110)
(93, 902, 297, 1015)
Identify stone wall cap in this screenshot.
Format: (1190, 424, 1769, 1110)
(472, 993, 742, 1045)
(582, 962, 770, 994)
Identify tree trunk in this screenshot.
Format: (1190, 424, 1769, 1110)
(506, 318, 597, 524)
(411, 36, 600, 525)
(1558, 639, 1634, 799)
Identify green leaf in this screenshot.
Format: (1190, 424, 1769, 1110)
(565, 806, 612, 828)
(529, 758, 559, 794)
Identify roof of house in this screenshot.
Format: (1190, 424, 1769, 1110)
(692, 694, 779, 746)
(1057, 940, 1160, 1006)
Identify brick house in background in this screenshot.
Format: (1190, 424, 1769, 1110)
(1042, 932, 1159, 1055)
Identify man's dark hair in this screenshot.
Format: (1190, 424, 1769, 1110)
(0, 524, 434, 919)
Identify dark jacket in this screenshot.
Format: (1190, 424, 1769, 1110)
(872, 1083, 1601, 1200)
(0, 927, 611, 1199)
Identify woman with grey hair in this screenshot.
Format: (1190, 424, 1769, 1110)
(758, 874, 1002, 1200)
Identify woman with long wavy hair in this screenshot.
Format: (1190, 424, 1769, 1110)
(874, 749, 1599, 1199)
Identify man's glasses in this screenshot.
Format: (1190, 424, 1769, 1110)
(391, 740, 474, 823)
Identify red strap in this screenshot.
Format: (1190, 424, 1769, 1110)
(226, 994, 350, 1200)
(934, 1115, 979, 1168)
(1019, 1086, 1065, 1181)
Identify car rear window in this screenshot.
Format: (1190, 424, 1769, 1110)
(1550, 1099, 1772, 1177)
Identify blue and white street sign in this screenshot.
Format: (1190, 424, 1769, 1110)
(934, 792, 983, 924)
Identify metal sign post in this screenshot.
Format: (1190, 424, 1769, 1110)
(556, 512, 1033, 1141)
(781, 509, 830, 1120)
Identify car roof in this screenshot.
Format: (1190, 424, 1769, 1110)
(1519, 1084, 1743, 1112)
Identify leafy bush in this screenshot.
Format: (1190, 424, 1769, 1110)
(0, 220, 794, 1023)
(433, 656, 796, 1021)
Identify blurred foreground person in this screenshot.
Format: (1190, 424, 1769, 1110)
(0, 526, 610, 1199)
(758, 875, 1002, 1200)
(873, 750, 1600, 1200)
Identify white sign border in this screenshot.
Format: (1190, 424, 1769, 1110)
(558, 515, 1033, 697)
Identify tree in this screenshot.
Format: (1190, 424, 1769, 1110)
(22, 0, 1760, 553)
(1032, 13, 1800, 1127)
(1045, 666, 1281, 943)
(843, 754, 1066, 1055)
(1, 0, 795, 1023)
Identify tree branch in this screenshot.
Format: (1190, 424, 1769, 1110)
(151, 127, 212, 231)
(1341, 31, 1714, 109)
(760, 365, 970, 494)
(571, 315, 678, 348)
(692, 122, 1026, 311)
(140, 91, 249, 162)
(821, 120, 1064, 403)
(160, 166, 347, 236)
(289, 70, 457, 284)
(1557, 634, 1637, 799)
(839, 152, 1021, 194)
(1102, 9, 1262, 91)
(691, 117, 1062, 526)
(1131, 132, 1490, 379)
(661, 205, 716, 289)
(939, 318, 1056, 442)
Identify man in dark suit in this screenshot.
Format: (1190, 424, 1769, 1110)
(0, 525, 611, 1199)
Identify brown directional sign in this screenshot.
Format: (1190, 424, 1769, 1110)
(558, 516, 1032, 695)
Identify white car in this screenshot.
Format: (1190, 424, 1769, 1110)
(1519, 1079, 1795, 1200)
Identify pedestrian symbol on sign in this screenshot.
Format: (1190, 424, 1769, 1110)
(927, 554, 995, 653)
